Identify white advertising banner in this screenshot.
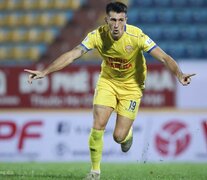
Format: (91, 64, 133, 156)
(0, 110, 207, 162)
(176, 61, 207, 109)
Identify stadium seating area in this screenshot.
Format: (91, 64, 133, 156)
(0, 0, 85, 65)
(128, 0, 207, 59)
(0, 0, 206, 65)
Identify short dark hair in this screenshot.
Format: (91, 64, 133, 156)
(106, 1, 127, 15)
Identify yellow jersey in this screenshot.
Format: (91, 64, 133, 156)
(81, 24, 156, 88)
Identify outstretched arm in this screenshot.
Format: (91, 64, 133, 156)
(24, 45, 87, 84)
(149, 46, 196, 86)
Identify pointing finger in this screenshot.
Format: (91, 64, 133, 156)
(24, 69, 35, 74)
(186, 73, 196, 78)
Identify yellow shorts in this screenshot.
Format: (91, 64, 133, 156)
(93, 77, 143, 120)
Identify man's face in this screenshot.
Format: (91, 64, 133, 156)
(105, 11, 127, 40)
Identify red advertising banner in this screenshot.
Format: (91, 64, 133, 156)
(142, 64, 176, 107)
(0, 63, 175, 108)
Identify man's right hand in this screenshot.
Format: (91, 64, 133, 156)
(24, 69, 46, 84)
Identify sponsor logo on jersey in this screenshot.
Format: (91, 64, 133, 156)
(107, 57, 132, 70)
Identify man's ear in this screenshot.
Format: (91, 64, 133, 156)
(105, 17, 108, 24)
(125, 17, 128, 23)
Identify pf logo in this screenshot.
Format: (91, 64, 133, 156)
(155, 121, 191, 157)
(0, 120, 43, 152)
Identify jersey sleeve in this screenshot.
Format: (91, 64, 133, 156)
(81, 30, 97, 51)
(139, 32, 157, 53)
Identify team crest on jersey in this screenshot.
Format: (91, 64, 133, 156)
(125, 45, 133, 53)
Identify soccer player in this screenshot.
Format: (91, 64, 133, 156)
(24, 2, 195, 180)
